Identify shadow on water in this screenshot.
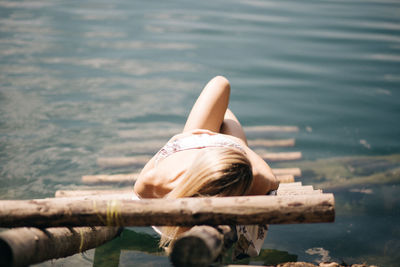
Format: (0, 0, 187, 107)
(93, 228, 298, 267)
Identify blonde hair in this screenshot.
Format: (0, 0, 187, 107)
(159, 147, 253, 251)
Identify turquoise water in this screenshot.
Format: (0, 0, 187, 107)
(1, 0, 399, 266)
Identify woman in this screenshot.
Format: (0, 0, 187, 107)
(133, 76, 279, 256)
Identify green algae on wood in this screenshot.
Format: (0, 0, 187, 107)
(274, 154, 400, 191)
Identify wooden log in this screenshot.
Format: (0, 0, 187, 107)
(170, 225, 235, 267)
(276, 174, 295, 183)
(97, 152, 302, 168)
(55, 189, 132, 198)
(104, 138, 295, 154)
(278, 189, 322, 196)
(278, 182, 302, 187)
(81, 168, 301, 184)
(259, 152, 302, 162)
(118, 128, 180, 139)
(56, 182, 320, 198)
(102, 140, 166, 153)
(0, 194, 335, 228)
(97, 156, 151, 168)
(117, 125, 299, 139)
(82, 173, 138, 184)
(248, 138, 295, 147)
(244, 125, 299, 133)
(272, 168, 302, 177)
(0, 226, 122, 267)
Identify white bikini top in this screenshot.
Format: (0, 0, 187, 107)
(154, 133, 245, 165)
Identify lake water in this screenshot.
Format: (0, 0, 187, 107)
(0, 0, 399, 266)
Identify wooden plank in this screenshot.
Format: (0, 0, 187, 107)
(81, 171, 298, 184)
(118, 128, 180, 139)
(103, 138, 295, 154)
(272, 168, 302, 177)
(0, 194, 335, 228)
(248, 138, 295, 147)
(276, 174, 295, 183)
(82, 173, 138, 184)
(278, 189, 322, 196)
(260, 152, 302, 162)
(97, 152, 302, 168)
(278, 182, 302, 187)
(117, 125, 299, 139)
(244, 126, 299, 133)
(97, 156, 150, 168)
(55, 185, 323, 199)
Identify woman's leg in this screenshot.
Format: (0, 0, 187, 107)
(183, 76, 231, 133)
(220, 109, 248, 145)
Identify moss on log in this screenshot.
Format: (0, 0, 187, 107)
(0, 226, 121, 267)
(275, 154, 400, 191)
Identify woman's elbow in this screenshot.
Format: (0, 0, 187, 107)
(212, 75, 230, 91)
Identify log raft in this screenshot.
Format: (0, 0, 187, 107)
(0, 125, 332, 267)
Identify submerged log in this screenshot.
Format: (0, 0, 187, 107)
(0, 226, 122, 267)
(0, 194, 335, 228)
(170, 225, 235, 267)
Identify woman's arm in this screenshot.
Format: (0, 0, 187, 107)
(219, 109, 279, 195)
(183, 76, 231, 133)
(244, 146, 280, 195)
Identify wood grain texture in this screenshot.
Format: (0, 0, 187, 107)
(0, 194, 335, 228)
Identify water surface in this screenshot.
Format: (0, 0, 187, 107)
(1, 0, 399, 266)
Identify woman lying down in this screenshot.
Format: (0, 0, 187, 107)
(133, 76, 279, 257)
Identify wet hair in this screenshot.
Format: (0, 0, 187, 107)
(159, 147, 253, 251)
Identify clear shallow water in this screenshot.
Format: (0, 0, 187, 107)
(0, 0, 399, 266)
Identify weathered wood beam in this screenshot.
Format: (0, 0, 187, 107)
(0, 226, 122, 267)
(103, 138, 295, 154)
(97, 156, 150, 168)
(81, 171, 297, 184)
(0, 194, 335, 228)
(259, 152, 302, 162)
(116, 125, 299, 139)
(82, 173, 138, 184)
(244, 126, 299, 133)
(55, 182, 319, 198)
(276, 174, 295, 183)
(248, 138, 295, 147)
(272, 168, 302, 177)
(97, 152, 302, 168)
(55, 189, 132, 198)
